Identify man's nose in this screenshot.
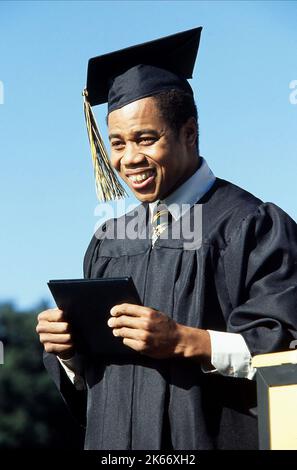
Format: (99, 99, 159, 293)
(121, 142, 146, 166)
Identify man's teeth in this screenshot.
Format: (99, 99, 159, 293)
(128, 171, 154, 183)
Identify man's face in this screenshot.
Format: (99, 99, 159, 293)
(108, 96, 197, 203)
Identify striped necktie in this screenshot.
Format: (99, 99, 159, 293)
(151, 201, 172, 245)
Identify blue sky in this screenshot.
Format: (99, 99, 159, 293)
(0, 0, 296, 310)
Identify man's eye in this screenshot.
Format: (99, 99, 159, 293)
(111, 141, 125, 149)
(139, 137, 156, 145)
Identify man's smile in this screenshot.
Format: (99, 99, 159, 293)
(125, 168, 156, 189)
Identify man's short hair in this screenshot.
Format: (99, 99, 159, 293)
(152, 89, 199, 153)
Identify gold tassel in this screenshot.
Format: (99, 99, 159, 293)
(82, 89, 127, 201)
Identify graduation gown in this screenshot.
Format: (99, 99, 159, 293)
(44, 178, 297, 450)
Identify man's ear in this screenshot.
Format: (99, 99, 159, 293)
(182, 117, 198, 148)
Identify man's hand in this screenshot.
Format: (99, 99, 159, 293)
(108, 303, 211, 361)
(36, 308, 74, 360)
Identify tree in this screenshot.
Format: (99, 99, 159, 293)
(0, 302, 84, 448)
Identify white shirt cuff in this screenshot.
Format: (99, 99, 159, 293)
(57, 354, 86, 390)
(201, 330, 256, 380)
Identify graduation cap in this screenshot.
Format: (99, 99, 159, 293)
(83, 26, 202, 201)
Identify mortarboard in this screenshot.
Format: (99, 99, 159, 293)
(83, 27, 202, 201)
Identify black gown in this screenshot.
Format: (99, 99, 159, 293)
(44, 178, 297, 450)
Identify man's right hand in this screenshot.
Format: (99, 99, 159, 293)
(36, 308, 74, 360)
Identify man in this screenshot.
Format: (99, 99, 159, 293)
(36, 28, 297, 450)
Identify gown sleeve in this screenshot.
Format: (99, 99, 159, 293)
(222, 202, 297, 356)
(43, 351, 87, 429)
(83, 223, 107, 279)
(43, 225, 106, 428)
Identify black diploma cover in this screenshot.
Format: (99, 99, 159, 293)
(48, 277, 142, 357)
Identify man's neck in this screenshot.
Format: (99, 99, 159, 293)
(161, 155, 201, 200)
(148, 157, 216, 222)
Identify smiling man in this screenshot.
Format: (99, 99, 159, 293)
(37, 28, 297, 450)
(108, 95, 199, 203)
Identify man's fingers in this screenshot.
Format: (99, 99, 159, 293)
(43, 343, 74, 356)
(113, 327, 148, 342)
(36, 321, 70, 334)
(107, 315, 148, 330)
(39, 333, 72, 345)
(122, 338, 146, 353)
(110, 303, 154, 318)
(37, 308, 65, 322)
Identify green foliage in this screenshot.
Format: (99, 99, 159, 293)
(0, 302, 84, 448)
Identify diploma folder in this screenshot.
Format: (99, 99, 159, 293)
(48, 277, 142, 358)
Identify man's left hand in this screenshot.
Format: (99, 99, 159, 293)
(107, 303, 211, 361)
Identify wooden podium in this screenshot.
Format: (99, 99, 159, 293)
(252, 350, 297, 450)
